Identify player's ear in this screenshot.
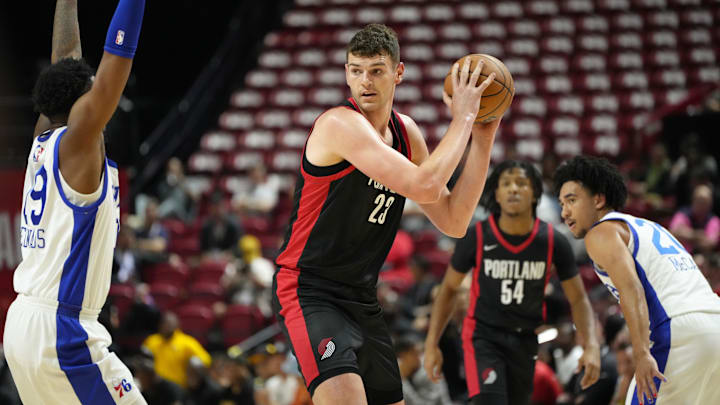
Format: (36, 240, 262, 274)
(594, 193, 607, 210)
(395, 62, 404, 84)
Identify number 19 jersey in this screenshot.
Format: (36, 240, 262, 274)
(15, 127, 120, 311)
(275, 99, 411, 289)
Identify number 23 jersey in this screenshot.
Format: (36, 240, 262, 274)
(452, 215, 577, 331)
(275, 99, 410, 289)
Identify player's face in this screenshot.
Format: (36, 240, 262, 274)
(495, 168, 535, 217)
(345, 52, 403, 112)
(558, 181, 603, 238)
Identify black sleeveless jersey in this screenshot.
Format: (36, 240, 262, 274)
(275, 98, 411, 289)
(452, 215, 577, 331)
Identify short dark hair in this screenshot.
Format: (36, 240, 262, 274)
(553, 156, 627, 211)
(32, 58, 93, 121)
(346, 24, 400, 65)
(480, 160, 544, 216)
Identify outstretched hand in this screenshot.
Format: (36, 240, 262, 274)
(634, 352, 666, 404)
(423, 344, 444, 384)
(576, 344, 601, 390)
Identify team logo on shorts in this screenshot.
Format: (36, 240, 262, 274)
(112, 378, 132, 398)
(318, 337, 335, 360)
(482, 368, 497, 385)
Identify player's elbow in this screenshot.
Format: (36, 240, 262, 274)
(410, 172, 444, 204)
(438, 224, 466, 238)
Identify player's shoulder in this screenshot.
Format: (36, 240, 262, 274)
(586, 219, 627, 248)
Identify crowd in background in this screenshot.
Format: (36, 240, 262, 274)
(1, 130, 719, 405)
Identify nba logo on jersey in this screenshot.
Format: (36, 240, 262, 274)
(115, 30, 125, 45)
(32, 145, 44, 162)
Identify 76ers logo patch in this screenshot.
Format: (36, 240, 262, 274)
(112, 378, 132, 398)
(318, 338, 335, 361)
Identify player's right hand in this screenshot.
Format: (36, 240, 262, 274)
(423, 344, 444, 383)
(634, 352, 666, 404)
(448, 57, 495, 123)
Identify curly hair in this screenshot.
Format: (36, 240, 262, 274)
(346, 23, 400, 65)
(553, 156, 627, 211)
(32, 58, 93, 121)
(480, 160, 544, 216)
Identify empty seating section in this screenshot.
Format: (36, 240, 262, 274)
(187, 0, 719, 177)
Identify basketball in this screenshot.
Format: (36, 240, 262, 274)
(443, 54, 515, 123)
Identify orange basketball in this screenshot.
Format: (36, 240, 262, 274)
(443, 54, 515, 123)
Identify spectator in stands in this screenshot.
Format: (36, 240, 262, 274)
(395, 335, 452, 405)
(568, 314, 624, 404)
(218, 355, 256, 405)
(185, 355, 223, 405)
(669, 183, 720, 254)
(132, 355, 185, 405)
(256, 346, 311, 405)
(225, 235, 274, 318)
(119, 283, 161, 349)
(113, 225, 141, 284)
(156, 157, 197, 222)
(670, 133, 718, 208)
(531, 360, 562, 405)
(0, 347, 22, 405)
(201, 191, 242, 256)
(135, 197, 170, 263)
(142, 312, 212, 389)
(643, 144, 674, 211)
(232, 162, 280, 217)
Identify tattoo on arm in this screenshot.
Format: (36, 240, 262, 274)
(51, 0, 81, 63)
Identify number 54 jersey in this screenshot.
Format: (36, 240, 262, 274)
(452, 215, 578, 332)
(275, 99, 410, 289)
(15, 127, 120, 311)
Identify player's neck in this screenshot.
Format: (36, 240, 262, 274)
(359, 103, 393, 135)
(497, 213, 535, 235)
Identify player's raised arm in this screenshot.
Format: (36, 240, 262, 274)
(34, 0, 83, 138)
(585, 221, 666, 403)
(61, 0, 144, 193)
(318, 59, 494, 206)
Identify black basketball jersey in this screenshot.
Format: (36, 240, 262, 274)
(275, 98, 411, 289)
(452, 215, 577, 331)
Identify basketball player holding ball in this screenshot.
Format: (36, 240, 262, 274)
(272, 24, 512, 405)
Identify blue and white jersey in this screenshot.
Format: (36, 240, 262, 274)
(592, 212, 720, 331)
(15, 126, 120, 311)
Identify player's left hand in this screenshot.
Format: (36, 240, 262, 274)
(471, 116, 501, 138)
(576, 344, 601, 389)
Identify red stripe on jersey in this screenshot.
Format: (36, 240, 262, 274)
(463, 222, 484, 398)
(276, 176, 331, 268)
(488, 215, 541, 254)
(276, 268, 319, 385)
(543, 224, 555, 321)
(391, 112, 412, 161)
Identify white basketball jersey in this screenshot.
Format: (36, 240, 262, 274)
(593, 212, 720, 330)
(15, 127, 120, 311)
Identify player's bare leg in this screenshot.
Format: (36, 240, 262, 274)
(312, 373, 368, 405)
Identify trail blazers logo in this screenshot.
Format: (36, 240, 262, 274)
(482, 367, 497, 385)
(318, 337, 335, 360)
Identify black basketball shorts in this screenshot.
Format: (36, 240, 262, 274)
(272, 267, 403, 404)
(462, 319, 539, 405)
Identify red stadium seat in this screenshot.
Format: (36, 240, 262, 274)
(145, 262, 190, 290)
(571, 53, 606, 72)
(219, 111, 254, 131)
(547, 116, 581, 137)
(355, 7, 387, 25)
(424, 4, 456, 22)
(269, 89, 304, 107)
(525, 1, 559, 17)
(239, 130, 276, 150)
(650, 70, 686, 88)
(186, 282, 225, 307)
(577, 15, 609, 33)
(540, 36, 574, 54)
(222, 304, 266, 347)
(268, 150, 301, 173)
(188, 152, 223, 174)
(492, 2, 524, 19)
(474, 21, 506, 39)
(277, 128, 308, 150)
(149, 283, 181, 312)
(609, 32, 643, 50)
(508, 20, 541, 37)
(608, 52, 644, 71)
(176, 305, 215, 346)
(193, 259, 229, 284)
(108, 284, 135, 322)
(587, 94, 620, 114)
(230, 89, 264, 109)
(456, 3, 490, 20)
(227, 151, 264, 172)
(547, 96, 585, 116)
(389, 5, 422, 23)
(553, 137, 582, 158)
(200, 131, 236, 153)
(280, 69, 314, 88)
(307, 87, 344, 107)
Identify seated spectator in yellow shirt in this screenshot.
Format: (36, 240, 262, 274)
(143, 312, 212, 388)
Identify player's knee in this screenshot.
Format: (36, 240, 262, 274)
(313, 372, 367, 405)
(471, 392, 508, 405)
